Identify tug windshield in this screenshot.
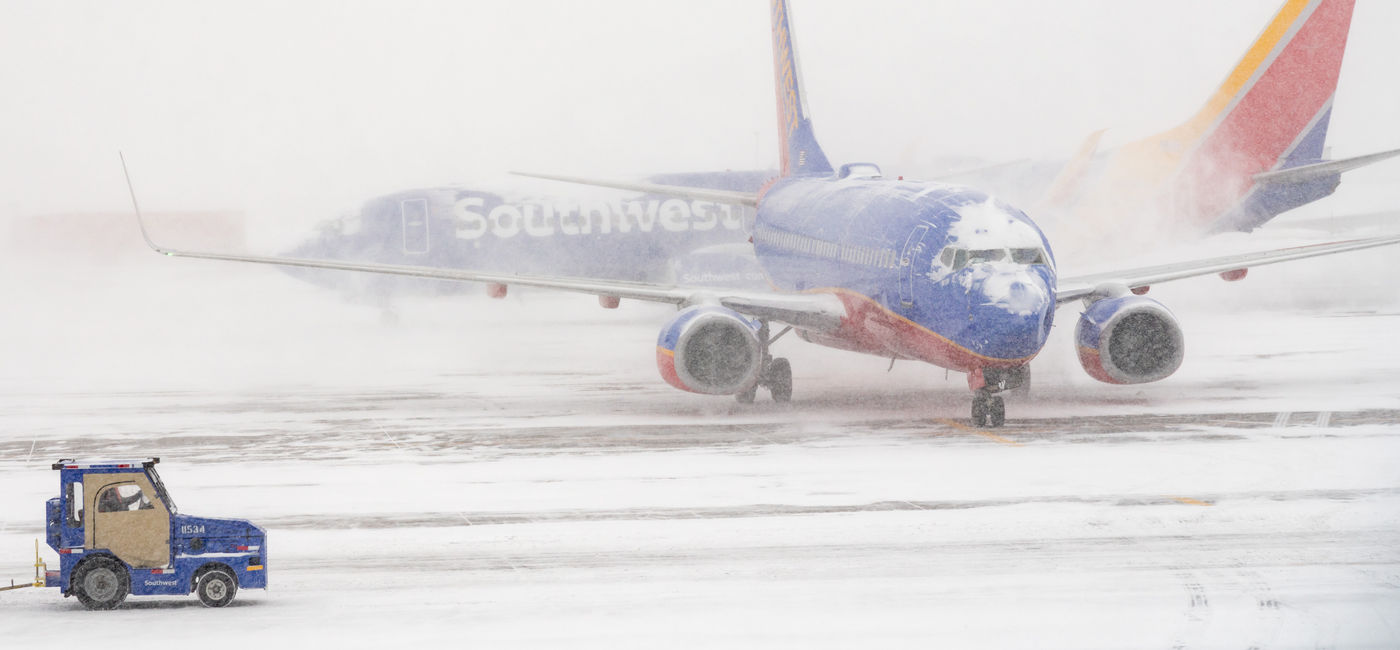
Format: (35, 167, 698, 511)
(147, 466, 177, 514)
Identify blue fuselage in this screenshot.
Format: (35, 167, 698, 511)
(752, 174, 1058, 370)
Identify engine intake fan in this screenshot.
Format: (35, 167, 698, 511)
(656, 306, 764, 395)
(1075, 295, 1184, 384)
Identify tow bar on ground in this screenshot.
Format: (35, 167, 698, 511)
(1, 541, 51, 592)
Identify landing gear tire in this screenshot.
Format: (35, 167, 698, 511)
(971, 394, 1006, 429)
(987, 396, 1005, 427)
(971, 396, 988, 427)
(196, 568, 238, 608)
(767, 358, 792, 403)
(737, 321, 794, 405)
(74, 557, 130, 610)
(1010, 366, 1031, 398)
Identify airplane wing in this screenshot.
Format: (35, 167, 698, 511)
(125, 163, 841, 332)
(1268, 208, 1400, 234)
(1056, 234, 1400, 303)
(511, 171, 760, 207)
(143, 240, 846, 332)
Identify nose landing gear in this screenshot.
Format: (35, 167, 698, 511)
(971, 391, 1005, 428)
(969, 365, 1029, 428)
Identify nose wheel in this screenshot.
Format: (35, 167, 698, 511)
(970, 366, 1027, 428)
(971, 391, 1005, 428)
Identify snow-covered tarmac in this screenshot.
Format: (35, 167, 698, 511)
(1, 242, 1398, 648)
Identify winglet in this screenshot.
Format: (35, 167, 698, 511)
(119, 152, 170, 256)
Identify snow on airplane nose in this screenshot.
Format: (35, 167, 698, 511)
(965, 268, 1055, 361)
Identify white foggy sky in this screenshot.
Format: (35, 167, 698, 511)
(1, 0, 1397, 226)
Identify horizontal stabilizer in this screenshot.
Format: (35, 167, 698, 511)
(1254, 148, 1400, 184)
(512, 171, 760, 207)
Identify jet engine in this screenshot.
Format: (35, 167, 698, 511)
(656, 305, 764, 395)
(1075, 295, 1184, 384)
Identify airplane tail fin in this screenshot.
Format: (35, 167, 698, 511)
(771, 0, 833, 177)
(1068, 0, 1358, 232)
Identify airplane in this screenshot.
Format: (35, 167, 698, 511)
(281, 170, 771, 298)
(279, 0, 1396, 298)
(127, 0, 1400, 427)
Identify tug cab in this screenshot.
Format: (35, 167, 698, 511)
(43, 458, 266, 609)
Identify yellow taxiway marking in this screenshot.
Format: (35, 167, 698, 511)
(1171, 497, 1213, 507)
(935, 418, 1022, 446)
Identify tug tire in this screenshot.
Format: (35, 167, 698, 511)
(74, 556, 130, 610)
(196, 568, 238, 608)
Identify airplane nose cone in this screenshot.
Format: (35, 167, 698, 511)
(967, 270, 1054, 359)
(995, 275, 1052, 317)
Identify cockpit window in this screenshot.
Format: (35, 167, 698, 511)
(937, 245, 1048, 271)
(1010, 248, 1046, 265)
(967, 249, 1006, 264)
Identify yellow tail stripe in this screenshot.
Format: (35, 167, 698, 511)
(1182, 0, 1312, 137)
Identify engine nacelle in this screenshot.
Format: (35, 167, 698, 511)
(656, 306, 763, 395)
(1075, 296, 1185, 384)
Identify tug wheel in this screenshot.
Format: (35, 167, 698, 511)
(74, 557, 129, 610)
(196, 568, 238, 608)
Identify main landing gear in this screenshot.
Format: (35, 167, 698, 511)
(737, 322, 794, 404)
(969, 365, 1029, 428)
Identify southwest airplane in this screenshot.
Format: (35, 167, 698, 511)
(129, 0, 1400, 427)
(282, 0, 1394, 300)
(281, 170, 773, 298)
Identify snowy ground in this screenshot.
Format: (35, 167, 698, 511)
(1, 232, 1399, 648)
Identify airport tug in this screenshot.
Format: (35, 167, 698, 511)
(7, 458, 267, 609)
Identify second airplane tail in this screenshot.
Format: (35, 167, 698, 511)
(771, 0, 833, 178)
(1053, 0, 1360, 234)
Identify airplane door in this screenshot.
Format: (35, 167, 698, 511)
(402, 198, 430, 255)
(899, 224, 930, 308)
(84, 473, 171, 569)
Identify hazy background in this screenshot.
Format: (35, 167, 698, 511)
(3, 7, 1398, 643)
(0, 0, 1396, 397)
(2, 0, 1397, 233)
